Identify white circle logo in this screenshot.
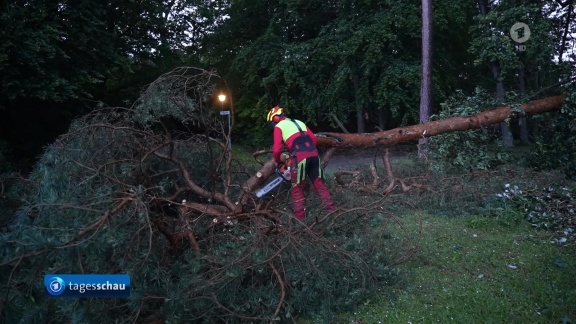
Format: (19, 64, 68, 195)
(47, 277, 65, 296)
(510, 22, 530, 43)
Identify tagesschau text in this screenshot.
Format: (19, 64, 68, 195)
(44, 274, 130, 298)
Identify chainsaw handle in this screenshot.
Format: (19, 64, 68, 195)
(275, 162, 291, 182)
(276, 161, 288, 173)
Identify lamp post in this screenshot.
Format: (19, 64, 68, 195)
(218, 93, 231, 149)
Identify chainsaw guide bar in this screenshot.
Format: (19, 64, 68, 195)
(255, 160, 292, 198)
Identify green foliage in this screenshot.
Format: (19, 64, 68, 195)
(336, 210, 576, 324)
(0, 0, 228, 162)
(528, 90, 576, 178)
(205, 0, 477, 133)
(468, 0, 559, 92)
(0, 140, 34, 230)
(0, 69, 400, 323)
(1, 136, 398, 322)
(0, 0, 125, 102)
(429, 89, 514, 172)
(320, 156, 576, 324)
(0, 0, 223, 104)
(493, 184, 576, 243)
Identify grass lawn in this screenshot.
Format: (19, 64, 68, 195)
(222, 145, 575, 323)
(335, 212, 576, 323)
(298, 151, 576, 323)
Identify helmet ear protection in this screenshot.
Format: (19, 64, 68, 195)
(267, 106, 286, 124)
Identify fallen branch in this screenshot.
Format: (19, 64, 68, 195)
(329, 112, 350, 133)
(153, 151, 240, 213)
(0, 256, 22, 318)
(269, 262, 286, 319)
(361, 162, 379, 193)
(180, 201, 228, 217)
(239, 160, 277, 205)
(78, 197, 134, 236)
(180, 228, 201, 254)
(381, 149, 426, 196)
(154, 218, 201, 254)
(320, 147, 339, 169)
(253, 150, 272, 166)
(332, 161, 379, 194)
(386, 213, 420, 266)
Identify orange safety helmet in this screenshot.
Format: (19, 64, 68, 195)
(266, 106, 286, 123)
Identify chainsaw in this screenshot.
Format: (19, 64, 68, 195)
(255, 153, 292, 198)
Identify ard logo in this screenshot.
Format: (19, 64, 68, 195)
(510, 22, 530, 52)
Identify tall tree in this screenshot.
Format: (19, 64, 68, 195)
(0, 0, 126, 103)
(0, 0, 221, 160)
(419, 0, 433, 156)
(557, 0, 575, 63)
(470, 0, 566, 146)
(204, 0, 475, 145)
(475, 0, 515, 147)
(518, 63, 530, 143)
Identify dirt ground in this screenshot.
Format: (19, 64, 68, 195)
(323, 151, 376, 172)
(321, 145, 416, 173)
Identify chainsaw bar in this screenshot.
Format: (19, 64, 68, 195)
(255, 166, 291, 198)
(255, 177, 285, 198)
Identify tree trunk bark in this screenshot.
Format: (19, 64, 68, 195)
(559, 0, 574, 63)
(518, 67, 530, 144)
(357, 108, 365, 133)
(378, 107, 386, 131)
(419, 0, 433, 158)
(490, 63, 514, 147)
(329, 113, 350, 133)
(314, 95, 565, 148)
(478, 0, 513, 147)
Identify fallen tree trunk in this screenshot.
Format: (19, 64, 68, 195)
(241, 95, 565, 199)
(315, 95, 565, 148)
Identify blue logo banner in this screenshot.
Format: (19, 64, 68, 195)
(44, 274, 130, 298)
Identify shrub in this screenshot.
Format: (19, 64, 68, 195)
(429, 88, 514, 173)
(528, 89, 576, 179)
(494, 183, 576, 245)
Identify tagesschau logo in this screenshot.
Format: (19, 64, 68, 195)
(44, 274, 130, 298)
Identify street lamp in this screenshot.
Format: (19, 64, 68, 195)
(218, 93, 231, 149)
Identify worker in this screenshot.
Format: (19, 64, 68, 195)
(266, 106, 335, 220)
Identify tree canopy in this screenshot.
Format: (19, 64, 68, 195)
(0, 0, 223, 159)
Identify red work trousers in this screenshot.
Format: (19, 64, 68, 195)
(290, 156, 334, 220)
